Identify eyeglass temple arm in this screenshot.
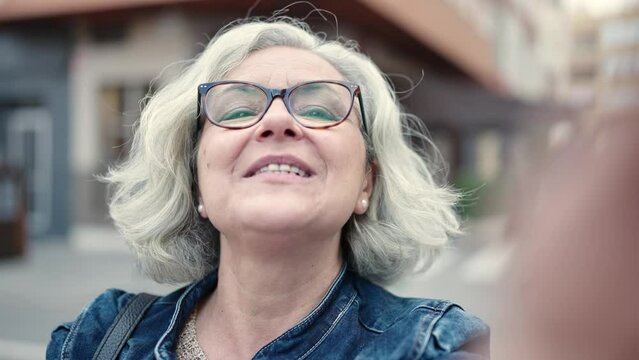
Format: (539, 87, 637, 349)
(357, 92, 369, 135)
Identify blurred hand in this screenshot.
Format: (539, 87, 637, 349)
(502, 108, 639, 360)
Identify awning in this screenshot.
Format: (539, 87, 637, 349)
(358, 0, 501, 91)
(0, 0, 192, 21)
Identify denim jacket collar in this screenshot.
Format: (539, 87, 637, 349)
(154, 263, 355, 359)
(153, 269, 218, 359)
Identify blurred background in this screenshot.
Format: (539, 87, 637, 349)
(1, 0, 638, 358)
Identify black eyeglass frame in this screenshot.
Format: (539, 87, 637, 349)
(196, 80, 368, 134)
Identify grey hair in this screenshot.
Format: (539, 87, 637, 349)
(103, 17, 460, 284)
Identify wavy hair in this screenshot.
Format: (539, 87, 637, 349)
(103, 17, 460, 284)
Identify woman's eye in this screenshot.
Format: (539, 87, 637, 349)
(298, 106, 337, 121)
(220, 108, 258, 121)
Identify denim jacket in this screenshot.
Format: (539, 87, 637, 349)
(47, 265, 489, 359)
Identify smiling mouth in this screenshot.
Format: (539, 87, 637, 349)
(248, 163, 312, 178)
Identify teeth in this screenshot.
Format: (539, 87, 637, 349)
(256, 163, 309, 177)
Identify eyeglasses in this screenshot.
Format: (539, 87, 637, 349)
(197, 80, 368, 133)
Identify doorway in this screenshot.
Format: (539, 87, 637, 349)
(3, 107, 53, 237)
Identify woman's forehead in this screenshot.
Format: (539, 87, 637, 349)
(224, 46, 345, 85)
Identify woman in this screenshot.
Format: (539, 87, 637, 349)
(48, 18, 489, 359)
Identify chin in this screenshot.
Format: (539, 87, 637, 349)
(216, 196, 348, 237)
(247, 207, 315, 233)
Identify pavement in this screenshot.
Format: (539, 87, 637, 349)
(0, 217, 512, 360)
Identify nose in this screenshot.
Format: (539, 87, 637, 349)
(254, 97, 304, 141)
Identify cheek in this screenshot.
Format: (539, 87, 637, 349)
(197, 128, 245, 173)
(197, 134, 236, 192)
(322, 130, 367, 184)
(199, 146, 210, 170)
(197, 142, 217, 181)
(340, 131, 367, 168)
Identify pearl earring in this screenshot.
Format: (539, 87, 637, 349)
(197, 204, 204, 215)
(361, 199, 368, 209)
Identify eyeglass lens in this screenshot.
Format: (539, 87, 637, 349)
(204, 82, 354, 128)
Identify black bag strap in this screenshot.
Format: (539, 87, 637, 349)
(92, 292, 158, 360)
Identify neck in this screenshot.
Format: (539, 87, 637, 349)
(196, 230, 343, 359)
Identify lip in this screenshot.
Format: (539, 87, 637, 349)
(244, 154, 315, 178)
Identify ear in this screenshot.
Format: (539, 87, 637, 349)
(354, 162, 376, 215)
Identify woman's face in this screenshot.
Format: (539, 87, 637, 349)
(197, 46, 373, 240)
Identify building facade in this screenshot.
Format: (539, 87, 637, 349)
(563, 2, 639, 115)
(597, 6, 639, 112)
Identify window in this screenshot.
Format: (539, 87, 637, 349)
(601, 18, 639, 49)
(98, 83, 151, 163)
